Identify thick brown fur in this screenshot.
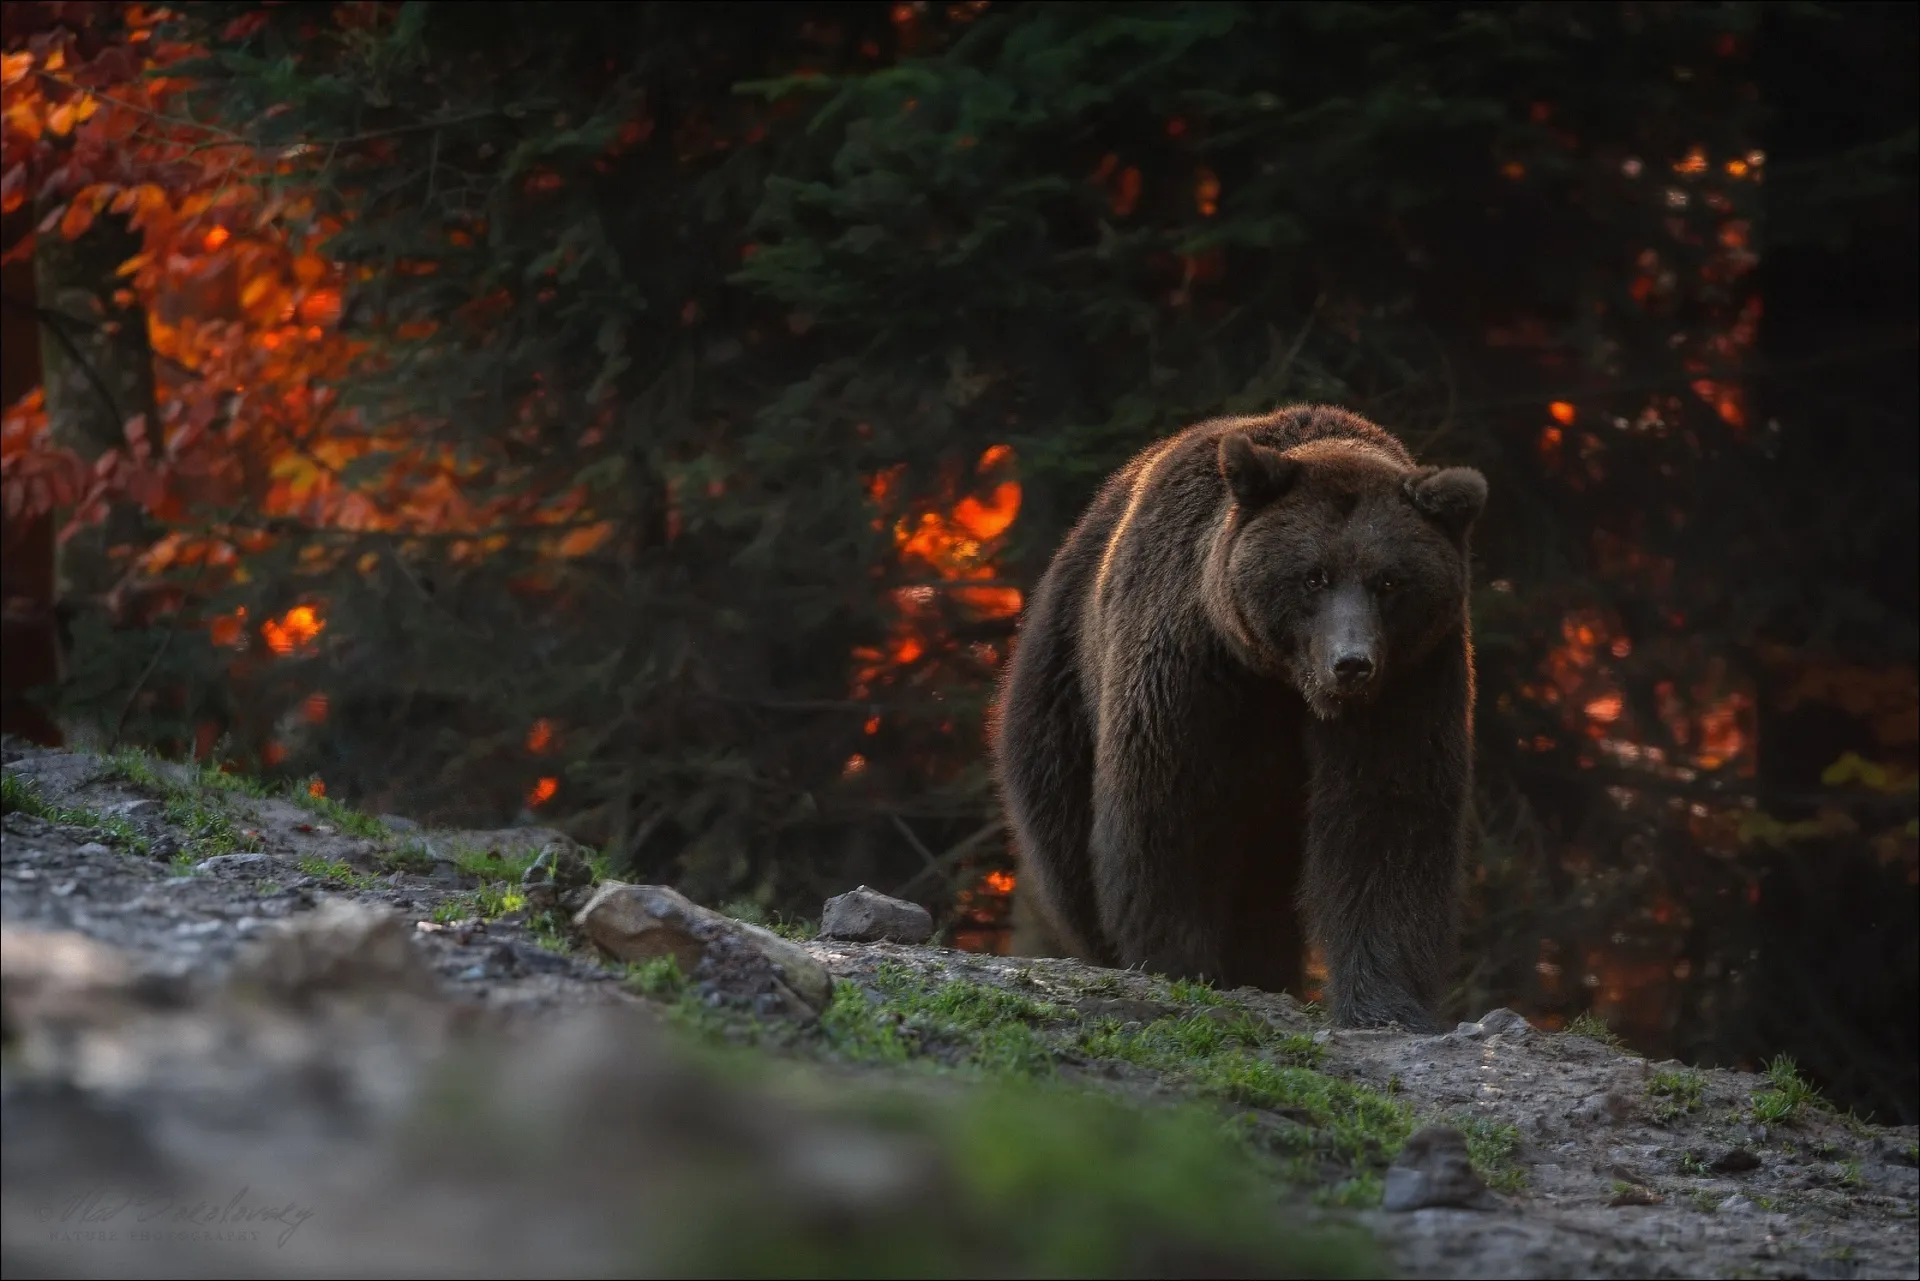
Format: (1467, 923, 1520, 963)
(992, 405, 1486, 1030)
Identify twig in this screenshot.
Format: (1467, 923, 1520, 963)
(1273, 292, 1325, 390)
(109, 626, 174, 750)
(12, 297, 129, 436)
(623, 802, 671, 868)
(892, 817, 1005, 899)
(889, 812, 941, 876)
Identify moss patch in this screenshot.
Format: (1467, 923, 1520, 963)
(1648, 1066, 1707, 1123)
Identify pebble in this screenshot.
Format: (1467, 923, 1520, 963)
(819, 885, 935, 944)
(1383, 1125, 1498, 1212)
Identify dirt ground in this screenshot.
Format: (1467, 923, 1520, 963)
(4, 740, 1915, 1279)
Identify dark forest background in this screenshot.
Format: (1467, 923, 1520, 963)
(2, 1, 1914, 1121)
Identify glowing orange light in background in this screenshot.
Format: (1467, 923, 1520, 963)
(307, 778, 325, 798)
(301, 691, 329, 724)
(526, 718, 555, 754)
(209, 608, 247, 648)
(527, 777, 558, 807)
(262, 604, 325, 655)
(1549, 401, 1577, 425)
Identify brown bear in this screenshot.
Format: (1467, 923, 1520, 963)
(992, 404, 1486, 1030)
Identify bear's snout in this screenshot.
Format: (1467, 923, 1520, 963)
(1333, 651, 1376, 690)
(1313, 585, 1382, 702)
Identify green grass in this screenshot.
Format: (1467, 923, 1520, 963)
(1075, 1012, 1412, 1183)
(1447, 1113, 1530, 1192)
(387, 838, 437, 874)
(296, 855, 382, 890)
(289, 777, 387, 839)
(1565, 1011, 1625, 1049)
(163, 791, 259, 868)
(429, 882, 528, 923)
(1750, 1054, 1826, 1125)
(1647, 1066, 1707, 1123)
(1162, 976, 1233, 1007)
(820, 964, 1065, 1079)
(1, 772, 151, 856)
(100, 747, 165, 790)
(810, 964, 1426, 1202)
(626, 956, 689, 998)
(1677, 1150, 1712, 1176)
(721, 897, 818, 942)
(445, 840, 544, 884)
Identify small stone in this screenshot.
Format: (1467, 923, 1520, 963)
(1709, 1147, 1762, 1174)
(1608, 1183, 1663, 1207)
(1569, 1091, 1633, 1126)
(522, 841, 596, 915)
(1450, 1020, 1486, 1040)
(1477, 1007, 1534, 1040)
(378, 814, 421, 832)
(819, 885, 934, 944)
(1717, 1194, 1755, 1214)
(195, 852, 273, 875)
(1382, 1125, 1498, 1212)
(74, 842, 113, 858)
(232, 900, 440, 1004)
(107, 798, 162, 819)
(574, 883, 832, 1017)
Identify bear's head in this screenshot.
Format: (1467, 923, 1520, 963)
(1208, 432, 1486, 718)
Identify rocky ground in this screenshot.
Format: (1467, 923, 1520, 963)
(3, 738, 1915, 1279)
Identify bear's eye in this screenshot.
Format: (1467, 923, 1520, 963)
(1302, 568, 1329, 592)
(1376, 575, 1398, 594)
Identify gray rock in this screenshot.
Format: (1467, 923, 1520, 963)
(1477, 1007, 1535, 1039)
(74, 842, 113, 858)
(231, 900, 440, 1004)
(107, 798, 162, 820)
(377, 814, 421, 832)
(819, 885, 934, 944)
(574, 883, 832, 1019)
(1569, 1091, 1634, 1126)
(521, 840, 596, 914)
(1708, 1147, 1762, 1174)
(1382, 1125, 1498, 1212)
(195, 852, 274, 875)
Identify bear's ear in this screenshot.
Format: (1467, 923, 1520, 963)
(1403, 466, 1487, 540)
(1219, 434, 1301, 510)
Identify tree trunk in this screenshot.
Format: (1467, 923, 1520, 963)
(32, 205, 159, 740)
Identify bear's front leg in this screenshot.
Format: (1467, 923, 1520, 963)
(1088, 774, 1230, 986)
(1298, 651, 1472, 1031)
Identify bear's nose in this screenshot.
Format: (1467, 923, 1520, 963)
(1333, 654, 1375, 689)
